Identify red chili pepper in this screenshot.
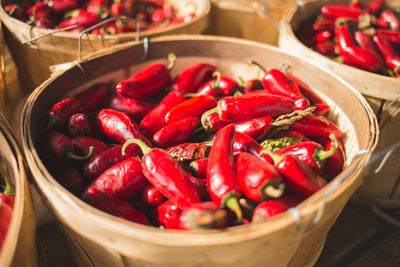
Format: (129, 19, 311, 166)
(141, 184, 165, 205)
(314, 41, 336, 57)
(355, 31, 381, 58)
(0, 202, 13, 248)
(252, 196, 304, 222)
(273, 130, 312, 142)
(110, 95, 156, 120)
(45, 98, 82, 131)
(315, 30, 333, 43)
(188, 174, 210, 201)
(48, 164, 85, 195)
(200, 112, 229, 132)
(233, 132, 274, 165)
(289, 116, 345, 138)
(67, 113, 91, 137)
(379, 10, 400, 31)
(197, 72, 239, 97)
(86, 0, 109, 17)
(47, 0, 78, 14)
(110, 2, 125, 17)
(170, 13, 195, 26)
(339, 46, 383, 73)
(157, 200, 182, 229)
(97, 108, 152, 146)
(313, 19, 335, 32)
(349, 0, 361, 10)
(335, 24, 356, 52)
(321, 5, 362, 20)
(216, 93, 295, 122)
(385, 56, 400, 73)
(376, 17, 389, 29)
(27, 2, 52, 21)
(82, 187, 147, 224)
(373, 34, 396, 60)
(75, 83, 110, 113)
(235, 116, 273, 140)
(206, 125, 242, 220)
(152, 117, 200, 148)
(376, 29, 400, 45)
(57, 9, 100, 29)
(72, 136, 108, 159)
(5, 4, 27, 20)
(151, 8, 166, 23)
(170, 63, 216, 93)
(364, 0, 384, 15)
(166, 143, 210, 163)
(188, 158, 208, 179)
(236, 152, 285, 202)
(165, 95, 217, 124)
(0, 168, 15, 208)
(240, 78, 264, 94)
(313, 137, 345, 177)
(275, 133, 339, 172)
(122, 139, 201, 208)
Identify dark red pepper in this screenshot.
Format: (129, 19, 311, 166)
(252, 196, 304, 222)
(289, 116, 345, 138)
(110, 95, 156, 119)
(313, 19, 335, 32)
(122, 139, 201, 208)
(75, 83, 110, 113)
(188, 158, 208, 179)
(116, 53, 176, 100)
(355, 31, 382, 58)
(71, 136, 108, 159)
(376, 29, 400, 45)
(48, 164, 85, 195)
(364, 0, 384, 15)
(170, 63, 216, 94)
(197, 72, 239, 97)
(339, 46, 383, 73)
(27, 2, 52, 21)
(97, 108, 152, 146)
(233, 132, 274, 165)
(5, 4, 27, 20)
(379, 10, 400, 31)
(67, 113, 92, 137)
(166, 143, 210, 163)
(141, 184, 165, 205)
(321, 5, 363, 20)
(0, 168, 15, 208)
(187, 174, 210, 201)
(373, 34, 396, 60)
(157, 200, 182, 229)
(45, 98, 82, 131)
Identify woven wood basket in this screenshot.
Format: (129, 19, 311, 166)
(278, 0, 400, 204)
(0, 0, 210, 93)
(21, 35, 378, 267)
(0, 113, 37, 267)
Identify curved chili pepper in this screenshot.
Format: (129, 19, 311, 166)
(97, 108, 152, 146)
(321, 5, 362, 20)
(339, 46, 383, 73)
(197, 72, 239, 97)
(314, 30, 332, 43)
(116, 53, 176, 100)
(379, 10, 399, 31)
(236, 152, 285, 202)
(75, 83, 110, 113)
(216, 93, 295, 122)
(152, 117, 200, 148)
(314, 137, 345, 177)
(235, 116, 273, 140)
(355, 31, 381, 58)
(165, 95, 217, 124)
(122, 139, 201, 208)
(141, 184, 165, 205)
(157, 200, 182, 229)
(376, 17, 389, 29)
(385, 57, 400, 74)
(82, 187, 147, 224)
(313, 19, 335, 32)
(335, 24, 356, 52)
(166, 143, 210, 163)
(83, 144, 141, 180)
(376, 29, 400, 45)
(314, 41, 336, 57)
(72, 136, 108, 159)
(57, 9, 100, 29)
(364, 0, 384, 15)
(0, 168, 15, 208)
(110, 95, 156, 119)
(47, 0, 78, 14)
(233, 132, 274, 165)
(170, 63, 216, 93)
(48, 164, 85, 195)
(289, 116, 345, 138)
(140, 91, 185, 137)
(206, 125, 242, 221)
(44, 98, 82, 131)
(373, 34, 396, 60)
(200, 112, 229, 132)
(68, 113, 92, 137)
(188, 158, 208, 179)
(252, 196, 304, 222)
(275, 133, 339, 172)
(0, 202, 13, 247)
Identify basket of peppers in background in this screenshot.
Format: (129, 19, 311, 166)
(21, 35, 378, 267)
(279, 0, 400, 205)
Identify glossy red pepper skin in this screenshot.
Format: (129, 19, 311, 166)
(46, 98, 82, 130)
(72, 136, 108, 159)
(201, 112, 229, 132)
(275, 155, 327, 197)
(197, 74, 238, 97)
(349, 0, 361, 10)
(376, 29, 400, 45)
(376, 17, 389, 29)
(82, 187, 147, 224)
(289, 116, 345, 138)
(153, 117, 200, 148)
(68, 113, 91, 137)
(233, 116, 273, 140)
(75, 83, 110, 113)
(340, 46, 383, 73)
(217, 94, 295, 122)
(321, 5, 362, 20)
(0, 202, 13, 248)
(47, 0, 78, 14)
(233, 132, 274, 165)
(141, 184, 165, 205)
(314, 41, 336, 57)
(379, 10, 400, 31)
(236, 152, 284, 202)
(49, 164, 85, 195)
(364, 0, 384, 15)
(385, 57, 400, 73)
(170, 63, 216, 93)
(241, 79, 264, 94)
(373, 34, 396, 60)
(335, 24, 356, 52)
(314, 30, 332, 43)
(189, 158, 208, 179)
(83, 144, 141, 181)
(188, 174, 210, 201)
(165, 95, 217, 124)
(57, 10, 100, 29)
(252, 196, 304, 222)
(315, 137, 345, 177)
(355, 31, 381, 58)
(40, 131, 87, 162)
(97, 109, 152, 146)
(166, 143, 210, 163)
(0, 195, 14, 209)
(157, 200, 182, 229)
(313, 19, 335, 32)
(110, 95, 156, 119)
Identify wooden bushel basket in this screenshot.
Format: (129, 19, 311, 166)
(0, 0, 210, 93)
(0, 114, 37, 267)
(21, 35, 378, 267)
(278, 0, 400, 204)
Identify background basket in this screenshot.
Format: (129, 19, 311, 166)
(279, 0, 400, 204)
(21, 35, 378, 267)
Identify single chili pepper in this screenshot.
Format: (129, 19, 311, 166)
(140, 91, 185, 137)
(376, 29, 400, 45)
(321, 5, 363, 20)
(364, 0, 384, 15)
(72, 136, 108, 159)
(379, 10, 400, 31)
(215, 93, 295, 123)
(233, 132, 274, 165)
(151, 8, 167, 23)
(335, 24, 356, 52)
(75, 83, 110, 113)
(334, 55, 360, 68)
(110, 95, 156, 119)
(273, 130, 312, 142)
(188, 174, 210, 201)
(165, 95, 217, 124)
(152, 117, 200, 148)
(0, 201, 13, 248)
(260, 136, 302, 152)
(197, 72, 239, 97)
(234, 116, 273, 140)
(110, 1, 125, 17)
(0, 167, 15, 208)
(313, 136, 345, 177)
(57, 9, 100, 29)
(349, 0, 361, 10)
(236, 152, 285, 202)
(40, 131, 93, 162)
(47, 0, 78, 14)
(141, 184, 165, 205)
(49, 164, 85, 195)
(166, 143, 210, 163)
(240, 78, 264, 94)
(170, 63, 217, 93)
(376, 17, 390, 29)
(355, 31, 381, 57)
(373, 34, 396, 60)
(82, 187, 147, 224)
(252, 196, 304, 222)
(268, 152, 327, 197)
(122, 139, 201, 208)
(97, 108, 152, 146)
(313, 19, 335, 32)
(86, 0, 109, 17)
(67, 113, 91, 137)
(289, 116, 345, 138)
(157, 200, 182, 229)
(315, 30, 333, 43)
(200, 112, 229, 132)
(385, 56, 400, 74)
(44, 98, 82, 131)
(188, 158, 208, 179)
(206, 125, 242, 221)
(314, 41, 336, 57)
(27, 2, 52, 21)
(339, 46, 383, 73)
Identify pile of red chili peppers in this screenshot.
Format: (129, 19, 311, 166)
(0, 166, 15, 249)
(296, 0, 400, 78)
(39, 54, 347, 230)
(4, 0, 195, 34)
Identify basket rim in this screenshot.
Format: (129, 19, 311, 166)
(21, 35, 379, 249)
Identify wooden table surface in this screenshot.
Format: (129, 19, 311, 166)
(36, 201, 400, 267)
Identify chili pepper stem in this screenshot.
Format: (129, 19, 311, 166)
(0, 167, 15, 195)
(315, 134, 339, 162)
(260, 149, 283, 166)
(167, 53, 177, 71)
(248, 60, 268, 74)
(122, 139, 152, 156)
(264, 183, 285, 199)
(225, 197, 242, 222)
(67, 146, 94, 160)
(239, 198, 256, 212)
(238, 76, 246, 87)
(200, 107, 218, 131)
(211, 71, 222, 90)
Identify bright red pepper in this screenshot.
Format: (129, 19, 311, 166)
(314, 30, 332, 43)
(321, 5, 363, 20)
(379, 10, 400, 31)
(355, 31, 382, 58)
(75, 83, 110, 113)
(97, 109, 152, 146)
(313, 19, 335, 32)
(116, 54, 175, 100)
(233, 132, 274, 165)
(376, 29, 400, 45)
(57, 9, 100, 29)
(200, 112, 229, 132)
(122, 139, 201, 208)
(385, 57, 400, 73)
(141, 184, 165, 205)
(27, 2, 52, 21)
(45, 98, 82, 131)
(236, 152, 284, 202)
(0, 202, 13, 248)
(376, 17, 390, 29)
(373, 34, 396, 60)
(289, 116, 345, 138)
(157, 200, 182, 229)
(313, 136, 345, 177)
(206, 125, 242, 220)
(166, 143, 210, 163)
(152, 117, 200, 148)
(187, 174, 210, 201)
(68, 113, 91, 137)
(151, 8, 166, 23)
(335, 24, 356, 53)
(82, 187, 147, 224)
(349, 0, 361, 10)
(48, 164, 85, 195)
(71, 136, 108, 160)
(252, 196, 304, 222)
(364, 0, 384, 15)
(47, 0, 78, 14)
(189, 158, 208, 179)
(339, 46, 383, 73)
(197, 72, 239, 97)
(170, 63, 216, 93)
(0, 168, 15, 208)
(110, 95, 156, 119)
(314, 41, 336, 57)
